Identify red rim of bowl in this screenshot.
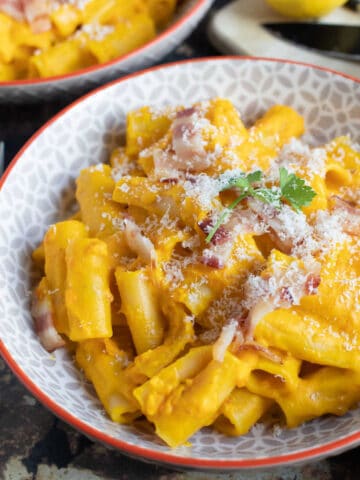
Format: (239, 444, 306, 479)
(1, 56, 360, 470)
(0, 0, 208, 87)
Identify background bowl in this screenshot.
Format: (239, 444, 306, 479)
(0, 0, 213, 104)
(1, 57, 360, 471)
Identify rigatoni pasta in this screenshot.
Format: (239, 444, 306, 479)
(32, 98, 360, 447)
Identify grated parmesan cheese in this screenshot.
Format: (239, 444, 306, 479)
(183, 173, 220, 211)
(79, 23, 115, 41)
(274, 137, 327, 179)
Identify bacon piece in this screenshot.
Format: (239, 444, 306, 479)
(247, 199, 295, 253)
(200, 250, 224, 268)
(200, 240, 235, 269)
(211, 227, 230, 246)
(245, 301, 275, 341)
(212, 320, 237, 362)
(171, 107, 211, 172)
(159, 177, 179, 185)
(0, 0, 24, 21)
(22, 0, 51, 32)
(305, 273, 321, 295)
(244, 262, 321, 320)
(230, 208, 263, 235)
(124, 218, 156, 266)
(0, 0, 52, 31)
(231, 307, 283, 364)
(231, 328, 245, 353)
(331, 196, 360, 236)
(32, 284, 65, 353)
(199, 205, 264, 268)
(279, 286, 294, 304)
(198, 217, 230, 246)
(152, 148, 181, 180)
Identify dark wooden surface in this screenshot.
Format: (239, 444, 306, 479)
(1, 1, 360, 478)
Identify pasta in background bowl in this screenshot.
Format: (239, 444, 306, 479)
(1, 57, 360, 470)
(0, 0, 213, 103)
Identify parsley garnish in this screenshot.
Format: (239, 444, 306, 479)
(279, 167, 316, 212)
(205, 168, 316, 243)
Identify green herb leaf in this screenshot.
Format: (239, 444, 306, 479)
(245, 170, 263, 185)
(279, 167, 316, 212)
(219, 170, 262, 192)
(205, 167, 316, 244)
(225, 175, 248, 189)
(252, 187, 282, 207)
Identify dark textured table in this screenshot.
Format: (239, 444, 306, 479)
(1, 1, 360, 478)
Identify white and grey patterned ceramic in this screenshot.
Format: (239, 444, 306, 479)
(1, 58, 360, 470)
(0, 0, 213, 103)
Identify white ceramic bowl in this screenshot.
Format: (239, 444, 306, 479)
(1, 57, 360, 471)
(0, 0, 213, 103)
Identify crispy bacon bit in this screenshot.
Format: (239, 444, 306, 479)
(235, 316, 248, 334)
(183, 174, 196, 184)
(198, 217, 230, 245)
(279, 286, 294, 305)
(152, 148, 178, 179)
(171, 107, 211, 172)
(199, 208, 260, 269)
(199, 229, 235, 268)
(32, 288, 65, 353)
(124, 218, 156, 265)
(245, 301, 275, 341)
(23, 0, 51, 32)
(231, 328, 245, 352)
(331, 195, 360, 236)
(225, 308, 283, 364)
(211, 226, 230, 246)
(159, 178, 179, 185)
(230, 309, 283, 364)
(198, 217, 212, 234)
(0, 0, 24, 21)
(305, 273, 321, 295)
(232, 302, 275, 347)
(249, 201, 294, 253)
(176, 107, 196, 119)
(212, 321, 237, 362)
(230, 208, 262, 235)
(0, 0, 52, 31)
(200, 251, 224, 269)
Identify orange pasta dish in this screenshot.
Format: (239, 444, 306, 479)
(32, 98, 360, 447)
(0, 0, 180, 80)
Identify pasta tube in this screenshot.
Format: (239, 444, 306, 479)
(115, 268, 164, 354)
(87, 14, 155, 64)
(76, 339, 139, 423)
(137, 350, 257, 447)
(254, 309, 360, 370)
(125, 302, 195, 380)
(65, 238, 113, 341)
(44, 220, 88, 335)
(28, 39, 95, 78)
(214, 388, 272, 436)
(76, 164, 125, 238)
